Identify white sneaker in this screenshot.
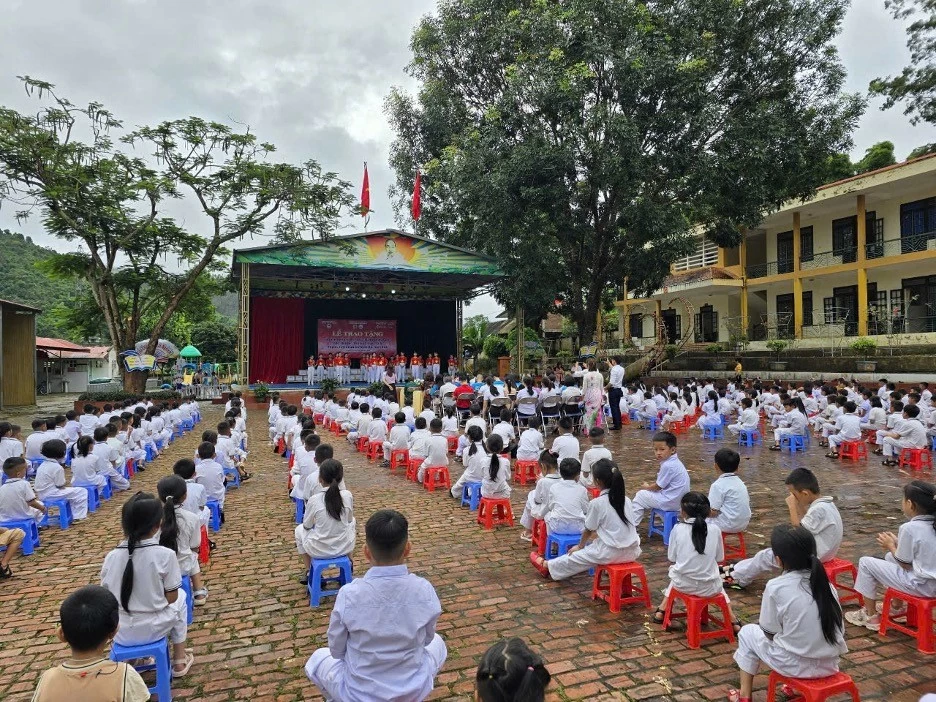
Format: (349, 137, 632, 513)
(876, 600, 907, 617)
(844, 609, 880, 630)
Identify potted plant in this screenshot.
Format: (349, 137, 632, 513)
(253, 380, 271, 404)
(320, 377, 340, 395)
(765, 339, 789, 371)
(707, 343, 728, 370)
(850, 337, 878, 372)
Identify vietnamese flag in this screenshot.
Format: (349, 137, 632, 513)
(411, 169, 422, 221)
(360, 163, 371, 217)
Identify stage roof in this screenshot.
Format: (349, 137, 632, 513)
(232, 229, 504, 298)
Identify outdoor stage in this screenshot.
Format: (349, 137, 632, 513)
(232, 229, 504, 385)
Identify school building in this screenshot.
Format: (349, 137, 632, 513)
(618, 154, 936, 350)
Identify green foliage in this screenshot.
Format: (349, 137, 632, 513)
(870, 0, 936, 125)
(462, 314, 489, 371)
(850, 337, 878, 357)
(820, 153, 855, 183)
(189, 317, 238, 363)
(387, 0, 863, 343)
(252, 381, 270, 403)
(482, 334, 509, 358)
(366, 382, 386, 396)
(77, 389, 181, 402)
(664, 344, 679, 361)
(705, 343, 723, 355)
(855, 141, 897, 174)
(320, 377, 340, 395)
(766, 339, 789, 358)
(907, 142, 936, 159)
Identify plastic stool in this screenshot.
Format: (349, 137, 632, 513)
(668, 418, 684, 435)
(898, 447, 933, 471)
(531, 519, 547, 556)
(661, 589, 735, 649)
(390, 448, 409, 472)
(206, 500, 222, 532)
(720, 532, 747, 563)
(545, 531, 581, 560)
(313, 413, 325, 425)
(198, 525, 210, 565)
(109, 638, 172, 702)
(101, 477, 113, 500)
(647, 508, 679, 546)
(591, 562, 652, 612)
(766, 671, 859, 702)
(0, 519, 40, 555)
(477, 498, 514, 529)
(308, 555, 353, 607)
(42, 498, 74, 530)
(780, 434, 808, 452)
(460, 481, 482, 510)
(513, 460, 538, 486)
(838, 440, 868, 461)
(145, 444, 155, 462)
(406, 457, 420, 481)
(880, 588, 935, 653)
(293, 496, 305, 524)
(644, 416, 659, 431)
(356, 436, 369, 453)
(446, 435, 458, 454)
(587, 486, 601, 499)
(823, 557, 863, 607)
(181, 574, 194, 625)
(223, 466, 241, 489)
(366, 441, 382, 461)
(702, 423, 724, 440)
(423, 466, 451, 492)
(75, 483, 101, 513)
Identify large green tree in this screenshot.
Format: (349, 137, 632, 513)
(855, 140, 897, 174)
(0, 77, 354, 391)
(387, 0, 863, 341)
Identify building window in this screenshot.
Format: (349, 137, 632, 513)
(629, 313, 643, 339)
(832, 216, 858, 263)
(777, 231, 794, 274)
(802, 290, 813, 327)
(693, 305, 718, 343)
(900, 197, 936, 253)
(800, 226, 814, 263)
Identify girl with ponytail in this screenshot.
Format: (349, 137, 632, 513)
(531, 459, 641, 581)
(480, 434, 511, 499)
(100, 492, 194, 677)
(449, 424, 487, 499)
(846, 479, 936, 629)
(729, 525, 845, 702)
(295, 459, 356, 585)
(652, 492, 739, 633)
(476, 637, 551, 702)
(158, 475, 208, 606)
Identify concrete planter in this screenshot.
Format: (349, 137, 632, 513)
(769, 361, 788, 372)
(855, 360, 877, 373)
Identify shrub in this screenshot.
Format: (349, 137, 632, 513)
(849, 337, 877, 357)
(320, 377, 340, 395)
(77, 389, 182, 402)
(252, 380, 271, 403)
(705, 343, 723, 355)
(765, 339, 789, 358)
(482, 335, 510, 358)
(664, 344, 679, 360)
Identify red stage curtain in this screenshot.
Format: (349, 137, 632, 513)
(249, 297, 305, 384)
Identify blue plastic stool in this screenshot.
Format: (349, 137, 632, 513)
(223, 467, 241, 489)
(931, 435, 936, 452)
(460, 481, 482, 510)
(206, 500, 222, 532)
(110, 638, 172, 702)
(545, 532, 582, 560)
(702, 423, 724, 440)
(308, 555, 353, 607)
(293, 496, 305, 523)
(144, 444, 155, 462)
(780, 434, 808, 452)
(181, 574, 194, 625)
(628, 408, 639, 421)
(64, 445, 72, 467)
(648, 508, 679, 546)
(101, 477, 113, 500)
(27, 458, 43, 477)
(75, 484, 101, 513)
(738, 428, 761, 446)
(42, 498, 74, 530)
(645, 416, 659, 431)
(120, 460, 131, 481)
(0, 518, 40, 555)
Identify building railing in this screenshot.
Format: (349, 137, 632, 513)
(866, 231, 936, 259)
(800, 247, 858, 270)
(746, 261, 779, 279)
(672, 242, 719, 271)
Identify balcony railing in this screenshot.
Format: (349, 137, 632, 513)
(800, 247, 858, 270)
(746, 261, 779, 279)
(866, 231, 936, 259)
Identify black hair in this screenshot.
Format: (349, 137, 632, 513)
(528, 415, 542, 430)
(415, 416, 427, 430)
(314, 444, 334, 463)
(770, 525, 843, 645)
(201, 429, 217, 444)
(904, 480, 936, 536)
(156, 475, 187, 554)
(467, 425, 484, 457)
(430, 418, 443, 432)
(31, 418, 46, 430)
(40, 439, 66, 460)
(93, 426, 108, 442)
(106, 423, 118, 437)
(592, 459, 628, 526)
(870, 396, 882, 408)
(486, 434, 505, 481)
(538, 450, 558, 471)
(365, 509, 408, 563)
(319, 459, 345, 521)
(653, 431, 677, 449)
(844, 400, 857, 414)
(784, 467, 820, 494)
(359, 403, 369, 413)
(0, 421, 10, 438)
(558, 458, 581, 480)
(217, 420, 230, 434)
(476, 637, 551, 702)
(59, 585, 120, 653)
(558, 417, 572, 431)
(119, 492, 163, 612)
(305, 433, 321, 449)
(197, 441, 216, 460)
(173, 458, 196, 480)
(681, 492, 711, 554)
(892, 400, 905, 413)
(75, 435, 94, 458)
(372, 407, 382, 419)
(588, 426, 604, 439)
(714, 448, 740, 473)
(3, 456, 26, 476)
(394, 412, 406, 424)
(904, 404, 921, 419)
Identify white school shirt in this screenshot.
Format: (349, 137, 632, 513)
(387, 424, 411, 450)
(408, 429, 432, 458)
(422, 435, 449, 467)
(544, 480, 589, 532)
(24, 430, 49, 460)
(666, 401, 684, 421)
(580, 446, 612, 482)
(355, 415, 372, 437)
(302, 470, 348, 501)
(78, 414, 99, 436)
(367, 420, 388, 443)
(173, 505, 201, 576)
(717, 398, 732, 416)
(299, 490, 356, 558)
(586, 492, 641, 553)
(481, 455, 511, 497)
(551, 434, 580, 464)
(735, 408, 759, 428)
(92, 441, 118, 468)
(530, 473, 561, 520)
(418, 409, 435, 424)
(0, 478, 38, 520)
(465, 416, 487, 436)
(896, 418, 928, 448)
(758, 570, 847, 660)
(708, 473, 751, 532)
(195, 459, 226, 503)
(864, 407, 886, 426)
(801, 497, 843, 562)
(70, 455, 104, 486)
(667, 520, 724, 597)
(321, 564, 442, 702)
(784, 409, 808, 435)
(835, 414, 862, 440)
(402, 406, 416, 424)
(516, 428, 545, 460)
(461, 444, 488, 482)
(655, 455, 691, 509)
(33, 460, 67, 497)
(886, 411, 903, 430)
(0, 437, 23, 462)
(100, 537, 181, 614)
(182, 478, 208, 515)
(491, 421, 515, 445)
(895, 515, 936, 582)
(440, 415, 458, 435)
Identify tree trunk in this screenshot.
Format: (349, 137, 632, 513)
(122, 367, 149, 394)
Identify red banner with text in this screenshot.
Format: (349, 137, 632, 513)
(317, 319, 397, 357)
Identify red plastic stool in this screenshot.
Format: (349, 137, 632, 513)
(621, 412, 630, 425)
(313, 413, 325, 425)
(406, 457, 421, 481)
(477, 498, 514, 529)
(366, 441, 382, 461)
(124, 459, 135, 478)
(356, 436, 369, 453)
(276, 437, 286, 454)
(198, 525, 210, 565)
(668, 419, 685, 435)
(423, 466, 451, 492)
(587, 486, 601, 499)
(591, 563, 651, 613)
(446, 435, 458, 454)
(332, 422, 347, 437)
(823, 558, 863, 607)
(879, 588, 935, 653)
(322, 417, 332, 431)
(661, 589, 735, 649)
(531, 519, 547, 556)
(513, 460, 538, 486)
(389, 448, 409, 473)
(766, 671, 859, 702)
(898, 447, 933, 470)
(862, 428, 877, 445)
(838, 440, 867, 461)
(720, 532, 747, 564)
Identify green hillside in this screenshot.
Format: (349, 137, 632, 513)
(0, 230, 88, 340)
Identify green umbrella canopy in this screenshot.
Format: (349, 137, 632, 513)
(179, 345, 202, 358)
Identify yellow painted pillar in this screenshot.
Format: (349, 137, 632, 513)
(739, 236, 749, 338)
(856, 195, 868, 336)
(792, 212, 803, 338)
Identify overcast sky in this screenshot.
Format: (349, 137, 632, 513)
(1, 0, 934, 320)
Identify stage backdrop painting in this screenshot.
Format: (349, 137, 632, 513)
(317, 320, 397, 357)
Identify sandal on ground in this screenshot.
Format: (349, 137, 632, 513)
(768, 445, 781, 451)
(241, 472, 252, 481)
(519, 532, 533, 542)
(298, 574, 309, 585)
(825, 452, 839, 458)
(882, 459, 898, 467)
(172, 651, 194, 678)
(0, 564, 12, 579)
(872, 448, 884, 455)
(727, 689, 751, 702)
(193, 589, 208, 605)
(780, 683, 798, 698)
(652, 607, 666, 624)
(529, 552, 550, 578)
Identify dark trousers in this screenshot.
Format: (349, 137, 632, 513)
(609, 387, 623, 429)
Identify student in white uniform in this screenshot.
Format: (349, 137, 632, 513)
(0, 457, 46, 524)
(542, 459, 589, 535)
(826, 400, 863, 458)
(289, 433, 321, 500)
(707, 449, 751, 534)
(579, 427, 612, 486)
(491, 409, 517, 455)
(449, 425, 486, 499)
(632, 432, 690, 525)
(408, 417, 432, 466)
(653, 492, 738, 631)
(519, 451, 560, 540)
(768, 397, 809, 451)
(722, 468, 842, 589)
(381, 413, 412, 467)
(70, 436, 108, 490)
(99, 493, 194, 677)
(479, 434, 511, 499)
(366, 408, 388, 453)
(24, 418, 51, 461)
(550, 418, 580, 465)
(32, 440, 89, 521)
(660, 392, 685, 431)
(194, 442, 227, 509)
(727, 398, 759, 437)
(516, 417, 546, 461)
(845, 480, 936, 630)
(729, 525, 847, 702)
(346, 403, 371, 445)
(0, 422, 24, 463)
(417, 419, 449, 484)
(441, 408, 459, 437)
(92, 428, 131, 491)
(295, 459, 356, 585)
(173, 459, 210, 529)
(157, 475, 208, 606)
(456, 405, 487, 459)
(881, 404, 928, 467)
(695, 391, 722, 430)
(533, 459, 641, 580)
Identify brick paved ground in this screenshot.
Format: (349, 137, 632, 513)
(1, 406, 934, 701)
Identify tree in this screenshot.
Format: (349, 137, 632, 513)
(854, 141, 897, 174)
(461, 314, 489, 372)
(190, 318, 238, 363)
(820, 153, 855, 183)
(387, 0, 863, 343)
(870, 0, 936, 125)
(907, 142, 936, 159)
(0, 77, 354, 391)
